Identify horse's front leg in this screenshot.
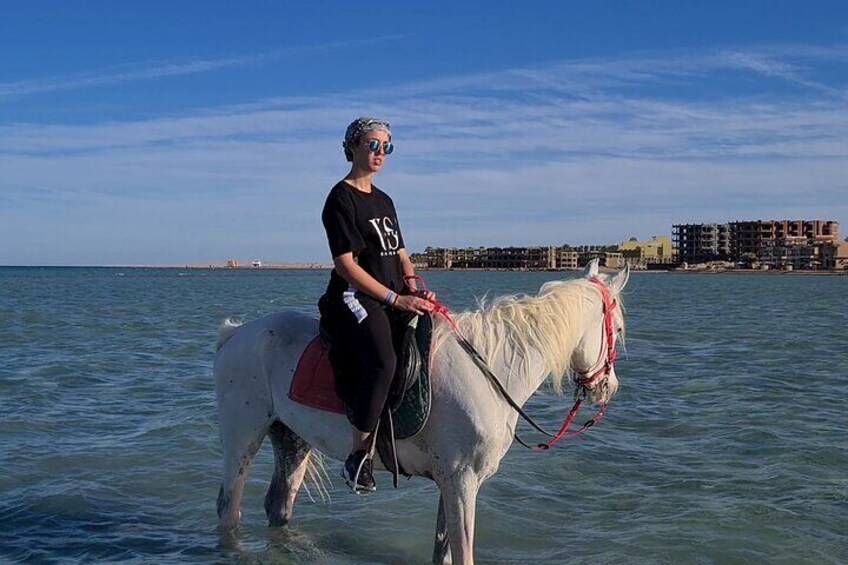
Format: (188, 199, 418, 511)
(432, 494, 451, 564)
(437, 472, 481, 565)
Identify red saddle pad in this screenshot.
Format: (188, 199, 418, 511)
(288, 335, 346, 414)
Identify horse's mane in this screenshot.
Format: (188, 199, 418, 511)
(433, 278, 620, 394)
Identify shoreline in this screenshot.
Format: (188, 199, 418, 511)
(416, 267, 846, 276)
(1, 265, 845, 276)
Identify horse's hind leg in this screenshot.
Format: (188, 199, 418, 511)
(265, 420, 312, 527)
(217, 410, 269, 530)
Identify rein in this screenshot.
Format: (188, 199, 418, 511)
(405, 275, 618, 451)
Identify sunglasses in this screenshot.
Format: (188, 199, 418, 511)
(367, 139, 394, 155)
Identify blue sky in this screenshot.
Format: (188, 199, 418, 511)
(2, 1, 847, 265)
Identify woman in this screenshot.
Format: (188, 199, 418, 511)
(319, 117, 435, 493)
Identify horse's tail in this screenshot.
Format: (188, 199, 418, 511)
(216, 318, 243, 351)
(302, 451, 332, 503)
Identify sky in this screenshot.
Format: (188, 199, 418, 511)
(2, 1, 847, 266)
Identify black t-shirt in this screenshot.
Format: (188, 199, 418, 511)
(321, 181, 405, 301)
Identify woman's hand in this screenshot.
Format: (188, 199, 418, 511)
(393, 294, 435, 315)
(405, 286, 436, 302)
(417, 289, 437, 301)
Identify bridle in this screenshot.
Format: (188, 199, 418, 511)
(573, 278, 619, 393)
(410, 275, 620, 452)
(530, 276, 618, 450)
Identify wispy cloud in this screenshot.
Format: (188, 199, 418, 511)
(0, 35, 406, 99)
(1, 44, 847, 264)
(719, 50, 844, 96)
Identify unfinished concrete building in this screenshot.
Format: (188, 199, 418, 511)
(674, 219, 841, 269)
(672, 223, 731, 264)
(729, 220, 840, 258)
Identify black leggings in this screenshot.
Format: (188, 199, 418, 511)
(319, 295, 405, 433)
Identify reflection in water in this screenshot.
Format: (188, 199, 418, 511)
(217, 525, 326, 564)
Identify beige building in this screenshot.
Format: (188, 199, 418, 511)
(821, 241, 848, 270)
(602, 252, 625, 269)
(577, 250, 624, 269)
(620, 235, 673, 267)
(555, 248, 579, 269)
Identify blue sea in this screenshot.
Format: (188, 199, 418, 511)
(1, 267, 845, 564)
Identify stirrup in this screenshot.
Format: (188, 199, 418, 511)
(343, 423, 379, 494)
(344, 454, 375, 495)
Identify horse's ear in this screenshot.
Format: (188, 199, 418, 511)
(609, 263, 630, 295)
(583, 258, 600, 279)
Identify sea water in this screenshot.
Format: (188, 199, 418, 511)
(0, 267, 845, 564)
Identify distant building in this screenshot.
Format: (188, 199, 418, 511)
(418, 220, 843, 272)
(424, 246, 578, 270)
(820, 241, 848, 270)
(554, 248, 579, 269)
(729, 220, 839, 260)
(226, 259, 239, 268)
(577, 250, 624, 269)
(408, 252, 429, 269)
(672, 223, 731, 264)
(673, 219, 841, 270)
(620, 235, 674, 268)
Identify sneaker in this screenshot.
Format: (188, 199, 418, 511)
(342, 450, 376, 494)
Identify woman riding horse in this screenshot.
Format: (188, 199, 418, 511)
(318, 117, 436, 493)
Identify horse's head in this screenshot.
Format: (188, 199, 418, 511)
(570, 259, 629, 405)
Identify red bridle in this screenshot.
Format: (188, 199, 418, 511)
(532, 277, 618, 450)
(574, 277, 618, 388)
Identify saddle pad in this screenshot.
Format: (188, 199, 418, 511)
(289, 315, 433, 441)
(390, 313, 432, 439)
(288, 335, 346, 414)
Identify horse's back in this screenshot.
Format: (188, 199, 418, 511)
(214, 310, 317, 394)
(216, 310, 317, 356)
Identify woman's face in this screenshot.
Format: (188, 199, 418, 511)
(351, 129, 391, 174)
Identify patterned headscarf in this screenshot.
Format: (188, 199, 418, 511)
(343, 117, 392, 162)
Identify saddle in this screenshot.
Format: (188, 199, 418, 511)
(288, 313, 433, 486)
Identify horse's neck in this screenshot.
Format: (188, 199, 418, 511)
(486, 293, 593, 407)
(487, 324, 563, 408)
(445, 282, 594, 409)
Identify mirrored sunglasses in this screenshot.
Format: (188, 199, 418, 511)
(367, 139, 394, 155)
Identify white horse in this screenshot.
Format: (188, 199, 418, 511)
(214, 260, 629, 564)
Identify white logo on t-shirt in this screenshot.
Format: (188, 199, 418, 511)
(368, 217, 400, 256)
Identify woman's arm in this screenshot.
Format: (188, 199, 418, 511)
(334, 252, 433, 315)
(398, 248, 417, 289)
